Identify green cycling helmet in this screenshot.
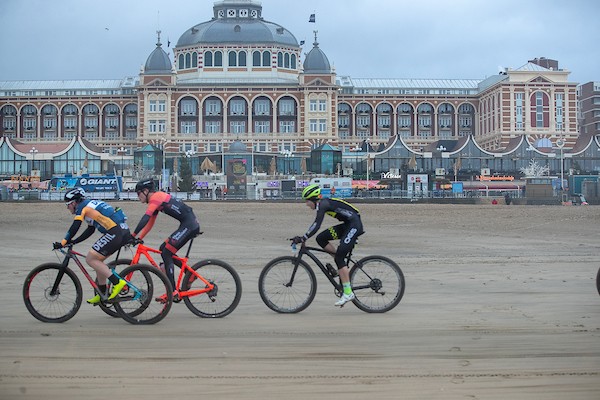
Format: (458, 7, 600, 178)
(302, 184, 321, 201)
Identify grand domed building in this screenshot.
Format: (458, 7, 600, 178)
(2, 0, 597, 188)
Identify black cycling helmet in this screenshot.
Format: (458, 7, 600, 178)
(135, 179, 155, 193)
(64, 187, 86, 203)
(302, 184, 321, 201)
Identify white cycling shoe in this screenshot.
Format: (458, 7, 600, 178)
(334, 292, 355, 307)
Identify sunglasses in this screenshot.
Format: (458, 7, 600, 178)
(65, 200, 75, 207)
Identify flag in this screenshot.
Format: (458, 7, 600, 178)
(299, 40, 305, 46)
(167, 38, 170, 47)
(309, 14, 315, 23)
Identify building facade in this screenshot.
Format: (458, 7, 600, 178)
(0, 0, 596, 182)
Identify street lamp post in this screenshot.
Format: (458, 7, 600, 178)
(279, 149, 293, 175)
(556, 138, 565, 192)
(365, 138, 370, 188)
(117, 146, 126, 177)
(29, 146, 38, 175)
(160, 137, 170, 191)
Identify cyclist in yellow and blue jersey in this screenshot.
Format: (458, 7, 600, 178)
(54, 187, 132, 304)
(292, 184, 364, 306)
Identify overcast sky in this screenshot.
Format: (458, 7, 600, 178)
(1, 0, 598, 84)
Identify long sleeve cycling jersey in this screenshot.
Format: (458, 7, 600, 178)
(303, 198, 361, 240)
(133, 191, 197, 239)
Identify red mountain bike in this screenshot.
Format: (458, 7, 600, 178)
(109, 235, 242, 318)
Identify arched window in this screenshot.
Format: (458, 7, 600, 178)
(277, 52, 283, 67)
(284, 53, 290, 68)
(205, 51, 213, 67)
(185, 53, 191, 69)
(253, 51, 261, 66)
(291, 54, 296, 69)
(239, 51, 246, 66)
(178, 54, 185, 70)
(262, 51, 270, 67)
(191, 52, 197, 68)
(229, 51, 237, 67)
(214, 51, 223, 67)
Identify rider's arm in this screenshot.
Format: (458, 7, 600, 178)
(303, 201, 327, 240)
(134, 213, 157, 240)
(132, 195, 163, 238)
(71, 225, 96, 244)
(62, 217, 83, 246)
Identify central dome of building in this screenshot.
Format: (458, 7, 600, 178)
(176, 0, 298, 48)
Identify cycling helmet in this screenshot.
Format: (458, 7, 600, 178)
(64, 187, 86, 203)
(135, 179, 155, 193)
(302, 184, 321, 201)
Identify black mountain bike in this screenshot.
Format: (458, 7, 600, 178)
(258, 240, 405, 313)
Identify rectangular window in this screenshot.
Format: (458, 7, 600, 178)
(230, 100, 245, 115)
(205, 121, 221, 134)
(206, 100, 221, 115)
(158, 100, 166, 112)
(105, 116, 118, 128)
(254, 100, 270, 115)
(181, 121, 197, 134)
(438, 116, 451, 128)
(309, 119, 317, 132)
(181, 100, 196, 115)
(555, 93, 563, 130)
(105, 131, 119, 141)
(357, 115, 370, 127)
(318, 119, 326, 132)
(149, 100, 157, 112)
(158, 120, 166, 133)
(278, 99, 295, 116)
(309, 100, 317, 112)
(126, 117, 137, 128)
(418, 116, 431, 127)
(230, 121, 245, 134)
(398, 116, 411, 128)
(536, 92, 544, 127)
(377, 115, 390, 127)
(149, 120, 157, 132)
(318, 100, 327, 112)
(84, 117, 97, 128)
(277, 120, 295, 133)
(3, 118, 16, 129)
(254, 120, 270, 133)
(515, 92, 523, 130)
(43, 118, 56, 129)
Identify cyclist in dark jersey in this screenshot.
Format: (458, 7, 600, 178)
(132, 179, 200, 294)
(293, 184, 364, 306)
(54, 187, 131, 304)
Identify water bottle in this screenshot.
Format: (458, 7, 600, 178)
(326, 263, 338, 277)
(291, 243, 298, 253)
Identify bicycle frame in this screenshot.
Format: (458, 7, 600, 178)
(291, 243, 378, 295)
(119, 240, 216, 298)
(53, 246, 143, 303)
(291, 243, 355, 293)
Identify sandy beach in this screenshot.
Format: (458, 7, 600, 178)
(1, 201, 599, 399)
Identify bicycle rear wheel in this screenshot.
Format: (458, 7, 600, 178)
(350, 255, 405, 313)
(258, 256, 317, 313)
(112, 264, 173, 324)
(23, 263, 82, 323)
(181, 259, 242, 318)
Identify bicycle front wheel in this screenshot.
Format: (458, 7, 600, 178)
(350, 255, 405, 313)
(182, 259, 242, 318)
(112, 264, 173, 324)
(23, 263, 82, 323)
(258, 256, 317, 313)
